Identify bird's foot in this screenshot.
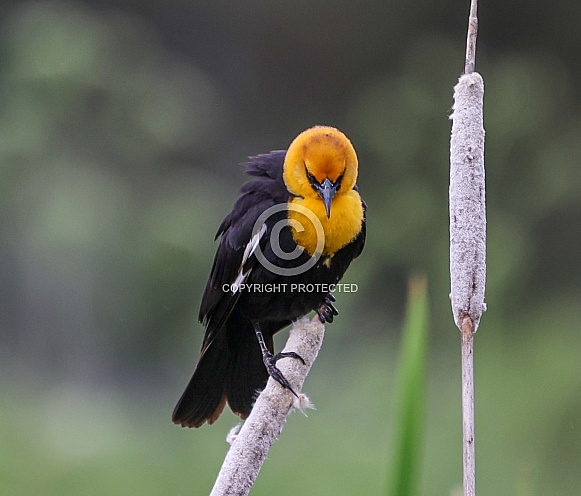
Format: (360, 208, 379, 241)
(316, 293, 338, 323)
(262, 350, 305, 398)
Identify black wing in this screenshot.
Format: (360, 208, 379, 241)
(198, 151, 288, 351)
(352, 198, 367, 260)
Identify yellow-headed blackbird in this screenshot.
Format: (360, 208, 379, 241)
(172, 126, 366, 428)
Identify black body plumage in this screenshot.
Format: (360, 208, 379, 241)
(172, 149, 366, 428)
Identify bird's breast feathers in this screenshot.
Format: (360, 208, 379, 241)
(288, 189, 364, 257)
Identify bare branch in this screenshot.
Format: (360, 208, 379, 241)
(461, 317, 476, 496)
(210, 317, 325, 496)
(464, 0, 479, 74)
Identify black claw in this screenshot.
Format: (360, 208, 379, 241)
(323, 310, 334, 323)
(274, 351, 306, 365)
(317, 294, 339, 323)
(262, 351, 304, 397)
(254, 325, 305, 397)
(325, 301, 338, 316)
(316, 307, 330, 323)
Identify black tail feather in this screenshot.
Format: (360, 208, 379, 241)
(172, 330, 232, 428)
(172, 317, 270, 428)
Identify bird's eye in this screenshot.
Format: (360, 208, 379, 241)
(304, 165, 318, 186)
(335, 169, 346, 191)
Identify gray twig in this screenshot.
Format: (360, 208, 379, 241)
(464, 0, 479, 75)
(461, 317, 476, 496)
(210, 317, 325, 496)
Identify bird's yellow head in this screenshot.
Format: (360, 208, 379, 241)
(283, 126, 358, 218)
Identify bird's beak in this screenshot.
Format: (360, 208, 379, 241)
(316, 178, 338, 218)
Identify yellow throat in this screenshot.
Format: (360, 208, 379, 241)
(288, 192, 363, 257)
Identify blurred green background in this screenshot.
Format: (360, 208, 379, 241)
(1, 1, 580, 495)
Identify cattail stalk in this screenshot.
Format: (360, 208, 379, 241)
(210, 317, 324, 496)
(449, 0, 485, 495)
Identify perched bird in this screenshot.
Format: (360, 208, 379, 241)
(172, 126, 366, 428)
